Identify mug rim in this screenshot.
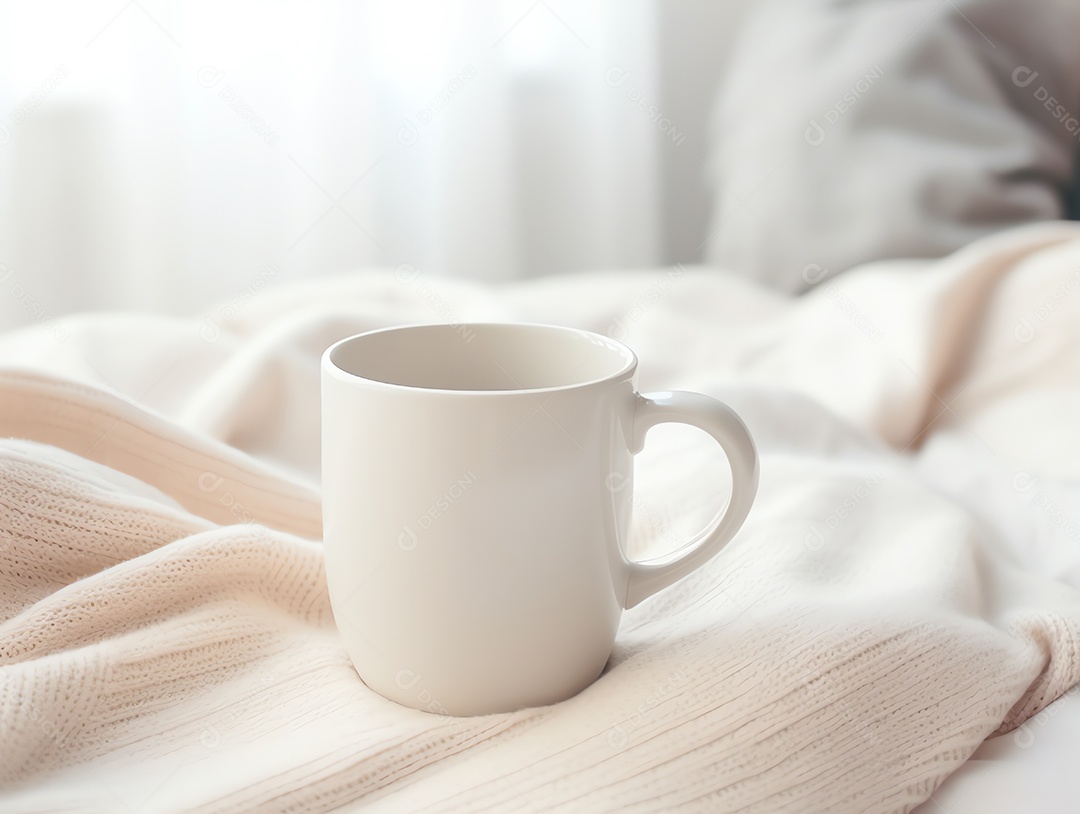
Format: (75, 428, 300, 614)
(322, 322, 638, 396)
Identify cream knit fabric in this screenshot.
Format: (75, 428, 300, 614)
(2, 223, 1080, 812)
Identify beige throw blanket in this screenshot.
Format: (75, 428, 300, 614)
(2, 223, 1079, 812)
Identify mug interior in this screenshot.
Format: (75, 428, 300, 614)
(328, 323, 635, 392)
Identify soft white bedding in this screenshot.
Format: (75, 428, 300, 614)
(1, 223, 1079, 812)
(922, 687, 1079, 812)
(705, 0, 1080, 292)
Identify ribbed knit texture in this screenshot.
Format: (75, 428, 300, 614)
(1, 223, 1079, 812)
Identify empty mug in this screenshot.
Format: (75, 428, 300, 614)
(321, 323, 758, 716)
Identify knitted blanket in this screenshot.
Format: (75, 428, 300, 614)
(1, 223, 1079, 812)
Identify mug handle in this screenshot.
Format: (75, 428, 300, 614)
(622, 391, 759, 609)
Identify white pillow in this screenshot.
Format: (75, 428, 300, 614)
(704, 0, 1080, 292)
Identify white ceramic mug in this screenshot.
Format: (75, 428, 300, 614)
(321, 323, 758, 716)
